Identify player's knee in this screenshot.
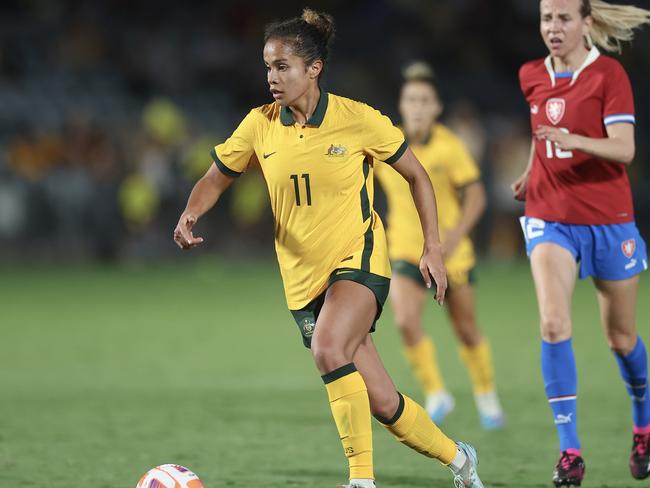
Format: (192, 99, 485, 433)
(607, 328, 636, 356)
(369, 391, 400, 420)
(394, 310, 421, 341)
(540, 315, 571, 342)
(311, 338, 348, 374)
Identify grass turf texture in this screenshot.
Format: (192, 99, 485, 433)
(1, 258, 647, 487)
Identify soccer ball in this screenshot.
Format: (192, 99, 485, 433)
(136, 464, 204, 488)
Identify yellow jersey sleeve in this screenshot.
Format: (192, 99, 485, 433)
(211, 109, 264, 177)
(362, 105, 408, 164)
(447, 135, 480, 187)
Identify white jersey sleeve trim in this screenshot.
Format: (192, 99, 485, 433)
(604, 114, 636, 126)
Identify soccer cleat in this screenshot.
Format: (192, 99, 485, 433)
(450, 441, 484, 488)
(475, 391, 505, 430)
(552, 451, 585, 486)
(426, 390, 455, 424)
(337, 479, 375, 488)
(630, 433, 650, 479)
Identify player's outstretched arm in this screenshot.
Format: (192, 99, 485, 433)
(390, 147, 447, 304)
(174, 164, 235, 250)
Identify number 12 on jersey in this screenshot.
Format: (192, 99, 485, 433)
(545, 128, 573, 159)
(290, 173, 312, 206)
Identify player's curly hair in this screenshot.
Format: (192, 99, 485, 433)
(401, 61, 440, 94)
(580, 0, 650, 52)
(264, 8, 335, 78)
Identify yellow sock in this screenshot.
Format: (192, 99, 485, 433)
(379, 393, 457, 464)
(323, 364, 373, 480)
(459, 340, 495, 395)
(403, 336, 445, 395)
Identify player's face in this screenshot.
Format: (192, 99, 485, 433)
(399, 81, 442, 132)
(540, 0, 592, 58)
(264, 39, 318, 107)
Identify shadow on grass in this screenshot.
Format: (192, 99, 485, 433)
(274, 467, 561, 487)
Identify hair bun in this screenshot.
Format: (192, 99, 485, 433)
(302, 8, 335, 42)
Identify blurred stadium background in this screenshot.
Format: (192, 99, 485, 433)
(1, 0, 649, 261)
(1, 1, 649, 486)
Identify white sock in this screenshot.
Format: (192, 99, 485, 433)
(475, 390, 502, 416)
(348, 479, 375, 488)
(449, 447, 467, 473)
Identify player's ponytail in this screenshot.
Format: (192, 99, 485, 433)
(581, 0, 650, 52)
(264, 8, 336, 80)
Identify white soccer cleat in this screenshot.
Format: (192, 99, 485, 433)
(337, 479, 376, 488)
(426, 390, 455, 424)
(475, 390, 505, 430)
(450, 442, 484, 488)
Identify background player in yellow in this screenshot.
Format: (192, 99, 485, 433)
(375, 62, 504, 429)
(173, 9, 484, 488)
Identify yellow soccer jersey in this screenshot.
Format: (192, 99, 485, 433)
(212, 92, 407, 310)
(375, 123, 480, 273)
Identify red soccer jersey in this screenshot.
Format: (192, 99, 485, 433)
(519, 47, 636, 224)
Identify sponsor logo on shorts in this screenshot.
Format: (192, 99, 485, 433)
(622, 239, 636, 258)
(301, 318, 316, 337)
(546, 98, 566, 125)
(625, 258, 638, 271)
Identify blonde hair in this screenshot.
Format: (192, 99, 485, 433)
(402, 61, 435, 82)
(401, 61, 439, 92)
(582, 0, 650, 52)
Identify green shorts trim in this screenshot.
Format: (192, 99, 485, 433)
(391, 260, 475, 291)
(290, 268, 390, 349)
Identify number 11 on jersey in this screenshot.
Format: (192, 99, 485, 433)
(290, 173, 312, 206)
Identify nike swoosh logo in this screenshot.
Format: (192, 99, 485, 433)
(263, 152, 276, 159)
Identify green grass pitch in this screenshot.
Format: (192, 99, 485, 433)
(1, 258, 647, 487)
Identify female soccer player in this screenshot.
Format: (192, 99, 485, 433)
(375, 62, 504, 429)
(513, 0, 650, 485)
(174, 9, 483, 488)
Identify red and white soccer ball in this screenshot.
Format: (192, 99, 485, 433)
(136, 464, 204, 488)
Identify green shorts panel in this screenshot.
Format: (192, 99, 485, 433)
(391, 260, 476, 292)
(290, 268, 391, 349)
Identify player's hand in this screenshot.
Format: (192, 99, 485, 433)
(419, 243, 448, 305)
(441, 228, 463, 258)
(173, 213, 204, 250)
(511, 171, 529, 201)
(535, 125, 580, 151)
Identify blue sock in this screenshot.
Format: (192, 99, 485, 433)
(614, 336, 650, 430)
(541, 338, 580, 452)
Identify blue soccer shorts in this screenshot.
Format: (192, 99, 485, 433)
(520, 216, 648, 280)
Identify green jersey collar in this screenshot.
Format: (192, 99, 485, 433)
(280, 91, 329, 127)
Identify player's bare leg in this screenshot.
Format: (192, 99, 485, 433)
(390, 275, 454, 422)
(446, 283, 504, 429)
(595, 275, 650, 480)
(531, 243, 585, 486)
(354, 334, 484, 488)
